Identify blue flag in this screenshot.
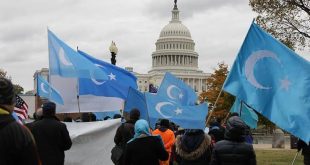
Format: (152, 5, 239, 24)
(124, 87, 148, 121)
(145, 93, 208, 129)
(37, 75, 64, 105)
(230, 98, 258, 129)
(158, 72, 197, 106)
(77, 50, 138, 99)
(223, 22, 310, 142)
(48, 30, 108, 80)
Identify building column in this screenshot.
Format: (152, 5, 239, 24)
(173, 55, 175, 65)
(167, 55, 170, 65)
(191, 57, 193, 66)
(192, 78, 195, 90)
(156, 57, 158, 66)
(158, 56, 160, 66)
(185, 56, 187, 66)
(199, 79, 202, 92)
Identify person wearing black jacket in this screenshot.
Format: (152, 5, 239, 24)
(210, 116, 256, 165)
(0, 77, 40, 165)
(31, 102, 72, 165)
(124, 119, 168, 165)
(113, 109, 140, 165)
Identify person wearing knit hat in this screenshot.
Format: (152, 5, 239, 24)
(0, 77, 40, 165)
(0, 77, 15, 112)
(152, 119, 175, 165)
(42, 101, 56, 116)
(31, 101, 72, 165)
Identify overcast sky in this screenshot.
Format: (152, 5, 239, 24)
(0, 0, 309, 92)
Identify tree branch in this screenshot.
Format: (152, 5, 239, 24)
(285, 0, 310, 15)
(286, 19, 310, 38)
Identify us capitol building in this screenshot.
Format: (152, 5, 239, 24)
(34, 2, 210, 94)
(129, 2, 210, 93)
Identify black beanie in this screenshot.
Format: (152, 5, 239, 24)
(160, 119, 170, 128)
(225, 116, 247, 141)
(42, 102, 56, 116)
(0, 77, 15, 105)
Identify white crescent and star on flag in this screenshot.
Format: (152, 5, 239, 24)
(155, 102, 183, 118)
(90, 63, 116, 85)
(58, 47, 73, 66)
(244, 50, 291, 91)
(167, 85, 184, 100)
(40, 83, 49, 94)
(154, 84, 185, 118)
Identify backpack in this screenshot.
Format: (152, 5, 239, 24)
(111, 123, 125, 165)
(111, 144, 123, 165)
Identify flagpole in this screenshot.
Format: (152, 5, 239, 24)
(143, 93, 153, 130)
(222, 97, 237, 125)
(240, 100, 243, 117)
(35, 73, 41, 111)
(291, 150, 300, 165)
(206, 89, 223, 124)
(76, 46, 81, 116)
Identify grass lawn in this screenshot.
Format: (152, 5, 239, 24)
(255, 149, 303, 165)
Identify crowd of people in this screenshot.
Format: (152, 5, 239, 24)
(113, 108, 258, 165)
(1, 76, 310, 165)
(112, 110, 310, 165)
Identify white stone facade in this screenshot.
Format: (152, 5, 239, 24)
(132, 3, 210, 93)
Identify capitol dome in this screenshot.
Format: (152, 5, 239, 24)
(159, 22, 191, 38)
(133, 1, 209, 93)
(150, 3, 199, 72)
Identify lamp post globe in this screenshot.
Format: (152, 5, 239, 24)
(109, 41, 118, 65)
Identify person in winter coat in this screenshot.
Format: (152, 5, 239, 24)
(124, 119, 169, 165)
(31, 102, 72, 165)
(114, 108, 140, 165)
(152, 119, 175, 165)
(175, 129, 212, 165)
(0, 77, 41, 165)
(210, 116, 256, 165)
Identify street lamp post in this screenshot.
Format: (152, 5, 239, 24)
(109, 41, 118, 65)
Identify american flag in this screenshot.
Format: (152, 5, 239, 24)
(14, 95, 29, 120)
